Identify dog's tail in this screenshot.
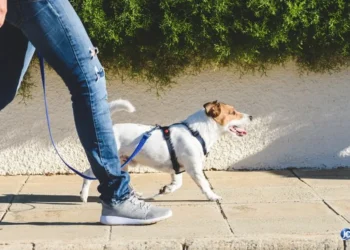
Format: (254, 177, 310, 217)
(109, 99, 136, 114)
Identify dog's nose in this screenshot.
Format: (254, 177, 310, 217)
(249, 115, 253, 121)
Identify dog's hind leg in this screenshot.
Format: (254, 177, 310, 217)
(80, 168, 95, 203)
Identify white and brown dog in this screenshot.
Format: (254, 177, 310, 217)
(80, 100, 252, 202)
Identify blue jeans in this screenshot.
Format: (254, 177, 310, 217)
(2, 0, 130, 202)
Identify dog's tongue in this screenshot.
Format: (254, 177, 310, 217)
(236, 127, 247, 135)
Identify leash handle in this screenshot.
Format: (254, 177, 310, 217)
(38, 54, 154, 180)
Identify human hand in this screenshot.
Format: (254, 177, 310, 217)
(0, 0, 7, 28)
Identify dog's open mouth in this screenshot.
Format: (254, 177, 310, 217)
(229, 126, 247, 136)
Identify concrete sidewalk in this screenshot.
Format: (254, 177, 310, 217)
(1, 169, 350, 250)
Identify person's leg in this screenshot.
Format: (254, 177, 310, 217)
(6, 0, 129, 201)
(0, 21, 35, 110)
(6, 0, 171, 224)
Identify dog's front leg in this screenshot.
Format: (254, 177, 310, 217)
(186, 166, 222, 201)
(160, 173, 183, 194)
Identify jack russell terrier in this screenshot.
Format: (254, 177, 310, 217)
(80, 100, 252, 202)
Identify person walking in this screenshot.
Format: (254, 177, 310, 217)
(0, 0, 172, 225)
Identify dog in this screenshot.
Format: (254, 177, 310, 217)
(80, 99, 252, 202)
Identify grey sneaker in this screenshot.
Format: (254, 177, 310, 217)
(100, 193, 172, 225)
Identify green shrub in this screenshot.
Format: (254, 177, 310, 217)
(21, 0, 350, 95)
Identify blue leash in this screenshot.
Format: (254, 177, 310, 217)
(38, 54, 155, 180)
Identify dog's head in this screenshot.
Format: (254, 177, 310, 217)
(204, 100, 252, 137)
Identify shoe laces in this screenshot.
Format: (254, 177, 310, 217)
(128, 191, 151, 210)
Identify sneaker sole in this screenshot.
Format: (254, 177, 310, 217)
(100, 210, 172, 225)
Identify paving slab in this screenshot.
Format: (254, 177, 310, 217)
(0, 176, 28, 185)
(131, 173, 198, 190)
(35, 242, 105, 250)
(0, 237, 345, 250)
(294, 169, 350, 201)
(131, 173, 210, 203)
(9, 173, 211, 212)
(27, 175, 82, 183)
(186, 236, 344, 250)
(10, 176, 100, 211)
(0, 243, 33, 250)
(206, 171, 319, 204)
(309, 186, 350, 201)
(0, 208, 109, 243)
(105, 240, 182, 250)
(222, 201, 349, 235)
(1, 172, 349, 249)
(0, 176, 27, 211)
(206, 170, 297, 187)
(110, 204, 231, 241)
(327, 200, 350, 222)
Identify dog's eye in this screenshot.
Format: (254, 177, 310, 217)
(231, 111, 236, 115)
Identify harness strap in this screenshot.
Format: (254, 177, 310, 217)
(181, 122, 208, 156)
(159, 123, 208, 175)
(160, 126, 184, 174)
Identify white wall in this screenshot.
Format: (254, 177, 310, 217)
(1, 62, 350, 175)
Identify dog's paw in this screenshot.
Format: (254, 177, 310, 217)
(80, 191, 88, 203)
(159, 184, 178, 194)
(206, 193, 222, 201)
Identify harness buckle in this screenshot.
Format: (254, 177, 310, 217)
(192, 130, 199, 137)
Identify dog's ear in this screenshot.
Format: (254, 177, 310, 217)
(203, 101, 221, 118)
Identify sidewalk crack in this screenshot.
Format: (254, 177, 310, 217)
(290, 169, 350, 224)
(0, 176, 29, 222)
(203, 171, 234, 235)
(108, 226, 112, 241)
